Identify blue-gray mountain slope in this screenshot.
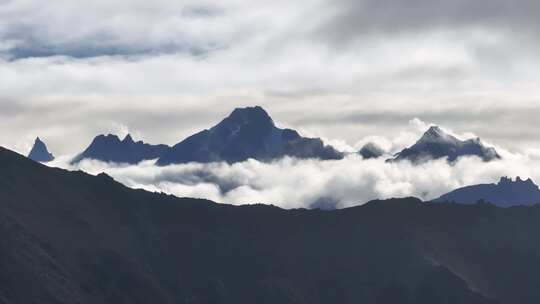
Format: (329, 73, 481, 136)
(157, 106, 343, 165)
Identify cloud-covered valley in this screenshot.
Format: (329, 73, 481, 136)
(48, 148, 540, 209)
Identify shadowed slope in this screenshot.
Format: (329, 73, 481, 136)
(3, 147, 540, 303)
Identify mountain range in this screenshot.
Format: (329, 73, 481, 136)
(67, 106, 343, 165)
(71, 134, 170, 165)
(390, 126, 501, 164)
(156, 106, 344, 165)
(434, 176, 540, 207)
(29, 107, 501, 166)
(7, 146, 540, 303)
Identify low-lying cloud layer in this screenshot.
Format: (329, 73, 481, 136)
(49, 147, 540, 209)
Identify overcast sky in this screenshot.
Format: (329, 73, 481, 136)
(1, 0, 540, 156)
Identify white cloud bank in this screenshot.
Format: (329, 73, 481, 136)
(49, 148, 540, 209)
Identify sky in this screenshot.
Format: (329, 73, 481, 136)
(1, 0, 540, 155)
(2, 0, 540, 207)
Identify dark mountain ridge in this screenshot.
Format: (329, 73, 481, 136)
(71, 134, 170, 164)
(2, 146, 540, 303)
(390, 126, 501, 164)
(434, 176, 540, 207)
(156, 106, 343, 165)
(27, 137, 55, 162)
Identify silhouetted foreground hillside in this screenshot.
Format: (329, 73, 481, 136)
(2, 147, 540, 304)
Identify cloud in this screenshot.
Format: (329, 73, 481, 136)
(320, 0, 540, 41)
(48, 148, 540, 209)
(1, 0, 540, 160)
(0, 1, 236, 59)
(3, 0, 538, 60)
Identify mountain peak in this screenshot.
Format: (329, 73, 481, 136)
(28, 137, 55, 163)
(96, 134, 121, 142)
(71, 133, 170, 164)
(122, 134, 134, 144)
(419, 126, 457, 143)
(390, 126, 500, 164)
(231, 105, 268, 116)
(427, 125, 443, 134)
(157, 106, 343, 165)
(223, 106, 275, 129)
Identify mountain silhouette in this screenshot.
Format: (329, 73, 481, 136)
(359, 142, 385, 159)
(72, 134, 170, 164)
(390, 126, 501, 164)
(5, 146, 540, 303)
(434, 176, 540, 207)
(157, 106, 343, 165)
(27, 137, 55, 162)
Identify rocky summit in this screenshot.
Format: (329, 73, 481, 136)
(27, 137, 55, 163)
(156, 106, 344, 165)
(390, 126, 501, 164)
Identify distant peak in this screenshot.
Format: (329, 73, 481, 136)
(230, 106, 271, 119)
(72, 132, 169, 165)
(95, 134, 121, 141)
(418, 125, 458, 144)
(392, 124, 500, 164)
(221, 106, 275, 129)
(424, 126, 445, 137)
(28, 136, 54, 162)
(232, 105, 267, 114)
(123, 134, 134, 144)
(33, 137, 45, 146)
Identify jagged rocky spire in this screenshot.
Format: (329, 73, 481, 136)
(27, 137, 55, 163)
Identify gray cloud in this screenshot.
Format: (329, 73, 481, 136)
(321, 0, 540, 41)
(1, 0, 540, 159)
(0, 1, 231, 59)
